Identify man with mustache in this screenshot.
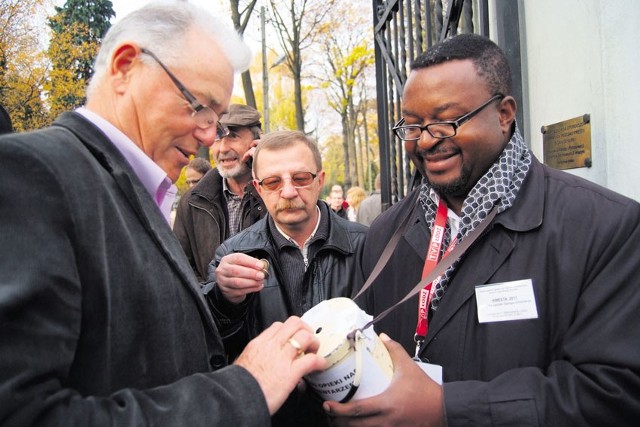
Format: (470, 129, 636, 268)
(205, 130, 367, 426)
(174, 104, 267, 281)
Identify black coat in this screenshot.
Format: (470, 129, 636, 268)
(205, 202, 367, 357)
(357, 155, 640, 425)
(205, 202, 367, 426)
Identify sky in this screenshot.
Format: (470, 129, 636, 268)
(48, 0, 342, 138)
(51, 0, 269, 99)
(108, 0, 263, 48)
(109, 0, 227, 24)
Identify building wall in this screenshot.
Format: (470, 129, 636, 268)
(513, 0, 640, 201)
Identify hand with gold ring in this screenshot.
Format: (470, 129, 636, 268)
(234, 316, 327, 415)
(287, 337, 304, 358)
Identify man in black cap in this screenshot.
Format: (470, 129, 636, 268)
(174, 104, 267, 281)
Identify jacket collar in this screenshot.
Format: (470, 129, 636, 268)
(420, 155, 547, 350)
(52, 112, 219, 330)
(492, 154, 545, 233)
(233, 201, 360, 255)
(188, 167, 261, 208)
(405, 153, 545, 258)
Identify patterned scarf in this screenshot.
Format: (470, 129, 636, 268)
(417, 125, 531, 310)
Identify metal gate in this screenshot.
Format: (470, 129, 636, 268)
(372, 0, 522, 210)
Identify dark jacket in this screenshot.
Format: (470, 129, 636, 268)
(173, 168, 266, 281)
(205, 202, 367, 354)
(0, 112, 269, 426)
(358, 154, 640, 426)
(205, 202, 367, 427)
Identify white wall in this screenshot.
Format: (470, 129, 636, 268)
(516, 0, 640, 201)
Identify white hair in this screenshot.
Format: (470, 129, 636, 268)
(86, 0, 252, 98)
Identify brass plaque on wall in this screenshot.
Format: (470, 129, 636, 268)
(541, 114, 592, 170)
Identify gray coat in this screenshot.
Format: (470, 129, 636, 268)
(0, 112, 269, 426)
(358, 154, 640, 425)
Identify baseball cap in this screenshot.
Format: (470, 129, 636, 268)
(219, 104, 262, 128)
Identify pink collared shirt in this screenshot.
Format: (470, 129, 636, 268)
(76, 108, 177, 224)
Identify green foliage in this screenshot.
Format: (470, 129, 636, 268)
(0, 0, 50, 131)
(49, 0, 114, 80)
(46, 0, 114, 112)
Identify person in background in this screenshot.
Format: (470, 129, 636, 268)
(328, 187, 348, 219)
(356, 173, 382, 226)
(206, 130, 367, 426)
(325, 33, 640, 425)
(0, 104, 13, 134)
(331, 184, 350, 210)
(345, 186, 366, 222)
(0, 2, 325, 425)
(185, 157, 212, 189)
(173, 103, 266, 281)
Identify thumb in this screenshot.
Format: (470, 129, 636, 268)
(379, 332, 412, 364)
(379, 332, 404, 354)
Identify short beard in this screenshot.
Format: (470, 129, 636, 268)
(218, 162, 251, 181)
(427, 166, 472, 200)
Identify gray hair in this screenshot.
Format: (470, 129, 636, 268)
(87, 0, 251, 98)
(253, 130, 322, 177)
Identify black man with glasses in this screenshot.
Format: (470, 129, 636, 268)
(205, 130, 368, 426)
(174, 104, 267, 281)
(325, 34, 640, 426)
(0, 2, 328, 426)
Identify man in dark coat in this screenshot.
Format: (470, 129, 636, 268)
(325, 34, 640, 426)
(206, 130, 367, 426)
(0, 3, 325, 426)
(174, 104, 267, 281)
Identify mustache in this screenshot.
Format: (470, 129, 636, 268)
(276, 200, 306, 212)
(418, 144, 460, 158)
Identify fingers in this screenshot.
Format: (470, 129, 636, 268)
(323, 395, 382, 418)
(235, 316, 327, 415)
(216, 253, 269, 303)
(242, 141, 259, 163)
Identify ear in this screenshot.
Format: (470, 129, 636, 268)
(497, 96, 517, 135)
(317, 170, 326, 189)
(252, 179, 262, 196)
(110, 43, 142, 95)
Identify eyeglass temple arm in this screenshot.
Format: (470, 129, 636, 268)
(140, 48, 201, 110)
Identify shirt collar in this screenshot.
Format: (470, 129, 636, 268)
(76, 107, 176, 223)
(428, 188, 461, 238)
(274, 205, 322, 249)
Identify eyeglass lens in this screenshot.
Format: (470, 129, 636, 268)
(259, 172, 316, 191)
(215, 122, 229, 139)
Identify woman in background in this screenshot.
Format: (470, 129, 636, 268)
(346, 186, 367, 222)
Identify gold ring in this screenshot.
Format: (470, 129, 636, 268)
(288, 337, 304, 357)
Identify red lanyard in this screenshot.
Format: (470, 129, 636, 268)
(414, 198, 457, 356)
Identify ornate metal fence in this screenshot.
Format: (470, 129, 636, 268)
(372, 0, 522, 209)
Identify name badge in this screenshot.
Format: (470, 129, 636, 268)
(475, 279, 538, 323)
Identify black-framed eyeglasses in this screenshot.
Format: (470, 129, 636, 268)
(256, 171, 318, 192)
(140, 48, 229, 139)
(392, 94, 505, 141)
